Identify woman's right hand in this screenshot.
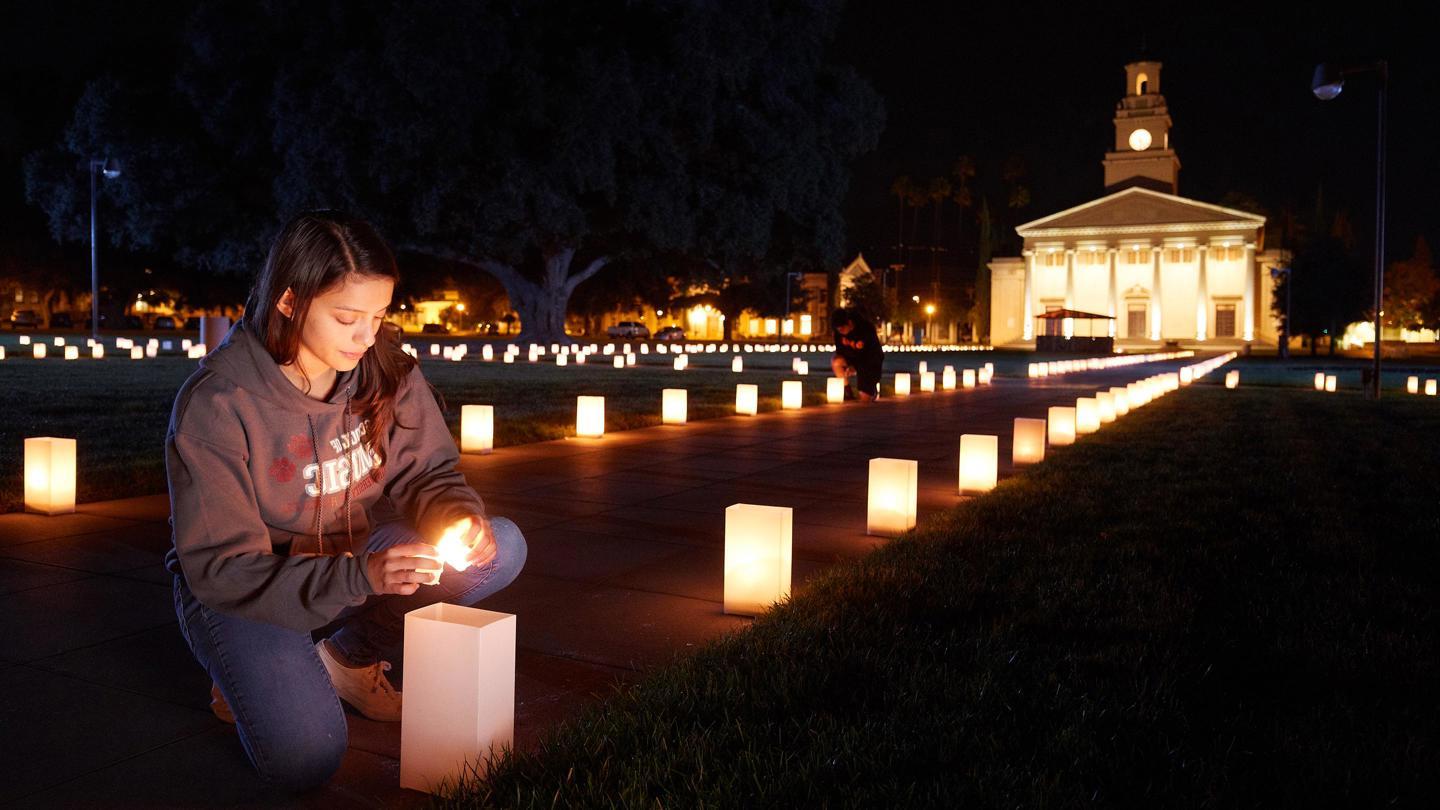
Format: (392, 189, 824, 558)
(365, 543, 443, 595)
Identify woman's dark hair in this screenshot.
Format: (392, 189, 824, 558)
(243, 211, 417, 480)
(831, 307, 855, 329)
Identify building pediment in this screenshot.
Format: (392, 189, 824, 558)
(839, 253, 873, 292)
(1017, 187, 1264, 237)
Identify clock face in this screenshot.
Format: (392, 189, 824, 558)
(1129, 128, 1153, 151)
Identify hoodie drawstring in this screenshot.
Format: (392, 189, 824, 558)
(306, 387, 355, 556)
(343, 389, 354, 548)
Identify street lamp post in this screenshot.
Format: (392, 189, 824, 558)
(1312, 61, 1387, 399)
(89, 158, 122, 344)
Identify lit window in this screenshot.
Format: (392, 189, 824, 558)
(1123, 248, 1152, 265)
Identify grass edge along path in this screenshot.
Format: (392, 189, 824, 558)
(439, 386, 1440, 808)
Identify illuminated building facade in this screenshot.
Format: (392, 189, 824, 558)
(988, 61, 1289, 348)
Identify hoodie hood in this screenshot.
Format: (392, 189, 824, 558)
(202, 318, 357, 415)
(197, 317, 365, 557)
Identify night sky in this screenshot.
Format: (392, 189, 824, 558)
(3, 2, 1434, 281)
(836, 2, 1438, 269)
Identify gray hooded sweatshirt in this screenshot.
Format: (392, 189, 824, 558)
(163, 320, 485, 632)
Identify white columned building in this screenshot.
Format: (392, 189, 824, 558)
(988, 60, 1289, 349)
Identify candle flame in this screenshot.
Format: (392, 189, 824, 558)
(435, 518, 475, 571)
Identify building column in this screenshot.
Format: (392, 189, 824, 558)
(1243, 242, 1256, 342)
(1107, 247, 1118, 338)
(1022, 250, 1035, 340)
(1063, 249, 1075, 339)
(1151, 248, 1163, 341)
(1196, 245, 1209, 341)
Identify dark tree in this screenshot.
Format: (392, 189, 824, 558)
(842, 269, 888, 325)
(971, 196, 995, 342)
(1383, 236, 1439, 332)
(1278, 195, 1368, 355)
(569, 258, 675, 337)
(27, 0, 883, 343)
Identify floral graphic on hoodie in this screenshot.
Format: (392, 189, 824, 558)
(287, 433, 312, 459)
(269, 456, 297, 483)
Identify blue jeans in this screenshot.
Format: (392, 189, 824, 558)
(173, 517, 527, 791)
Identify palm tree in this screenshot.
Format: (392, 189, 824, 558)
(1001, 155, 1031, 254)
(951, 155, 976, 262)
(890, 175, 916, 272)
(926, 177, 952, 304)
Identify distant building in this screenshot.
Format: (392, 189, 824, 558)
(989, 61, 1290, 348)
(592, 272, 832, 342)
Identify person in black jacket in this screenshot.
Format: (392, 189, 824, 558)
(830, 307, 884, 401)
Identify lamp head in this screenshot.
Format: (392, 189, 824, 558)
(101, 158, 122, 179)
(1311, 63, 1344, 100)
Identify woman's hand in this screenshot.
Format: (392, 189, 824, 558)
(455, 515, 499, 571)
(365, 543, 443, 595)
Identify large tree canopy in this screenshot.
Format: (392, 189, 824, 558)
(27, 0, 884, 341)
(1275, 194, 1369, 354)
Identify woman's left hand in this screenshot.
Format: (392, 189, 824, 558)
(456, 514, 498, 570)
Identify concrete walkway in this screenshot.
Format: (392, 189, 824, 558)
(0, 365, 1177, 807)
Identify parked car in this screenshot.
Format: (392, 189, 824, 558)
(49, 312, 74, 329)
(123, 315, 144, 330)
(655, 325, 685, 342)
(153, 316, 178, 330)
(606, 320, 650, 339)
(7, 309, 40, 330)
(183, 316, 201, 330)
(420, 322, 450, 334)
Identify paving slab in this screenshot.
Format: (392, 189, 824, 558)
(76, 493, 173, 524)
(29, 624, 211, 711)
(9, 724, 425, 810)
(602, 544, 831, 604)
(638, 482, 822, 515)
(0, 512, 146, 548)
(0, 557, 94, 596)
(505, 580, 748, 671)
(522, 527, 692, 583)
(520, 476, 699, 507)
(0, 575, 174, 662)
(0, 522, 171, 574)
(562, 506, 727, 548)
(0, 665, 215, 805)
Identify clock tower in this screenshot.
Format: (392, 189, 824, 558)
(1102, 61, 1181, 194)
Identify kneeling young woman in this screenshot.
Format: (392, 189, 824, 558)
(164, 211, 526, 790)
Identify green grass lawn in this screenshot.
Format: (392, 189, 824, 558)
(1, 334, 1006, 512)
(438, 385, 1439, 808)
(1212, 353, 1440, 390)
